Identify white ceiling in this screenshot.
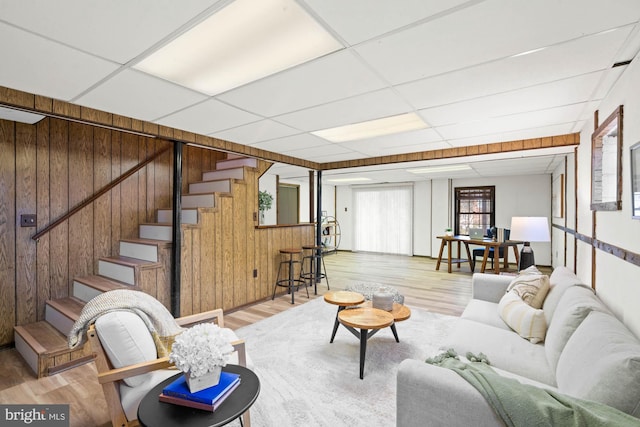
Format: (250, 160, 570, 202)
(1, 0, 640, 184)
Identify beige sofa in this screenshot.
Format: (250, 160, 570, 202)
(397, 267, 640, 426)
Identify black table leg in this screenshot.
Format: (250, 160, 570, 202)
(330, 306, 345, 343)
(390, 323, 400, 343)
(359, 328, 368, 379)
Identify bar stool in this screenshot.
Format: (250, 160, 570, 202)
(272, 248, 308, 304)
(299, 244, 330, 295)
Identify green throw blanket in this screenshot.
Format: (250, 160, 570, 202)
(426, 350, 640, 427)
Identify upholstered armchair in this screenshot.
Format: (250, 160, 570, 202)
(87, 308, 250, 427)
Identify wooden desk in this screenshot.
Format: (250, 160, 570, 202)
(436, 235, 521, 274)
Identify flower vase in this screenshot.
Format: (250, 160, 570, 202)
(185, 365, 222, 393)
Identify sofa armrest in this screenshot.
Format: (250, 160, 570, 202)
(472, 273, 512, 303)
(397, 359, 503, 427)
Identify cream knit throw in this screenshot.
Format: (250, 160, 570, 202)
(68, 289, 183, 357)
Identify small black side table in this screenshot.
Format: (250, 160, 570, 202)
(137, 364, 260, 427)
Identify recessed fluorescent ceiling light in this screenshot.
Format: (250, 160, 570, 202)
(134, 0, 342, 95)
(312, 113, 427, 143)
(407, 165, 472, 174)
(327, 177, 371, 183)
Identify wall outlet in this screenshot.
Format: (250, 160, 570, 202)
(20, 214, 37, 227)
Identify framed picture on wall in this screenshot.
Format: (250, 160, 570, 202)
(631, 141, 640, 219)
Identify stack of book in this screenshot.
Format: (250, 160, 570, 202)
(159, 371, 241, 412)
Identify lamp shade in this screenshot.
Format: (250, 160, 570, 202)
(509, 217, 550, 242)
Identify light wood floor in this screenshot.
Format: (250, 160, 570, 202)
(0, 252, 491, 427)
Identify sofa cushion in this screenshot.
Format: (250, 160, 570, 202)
(95, 311, 157, 388)
(544, 285, 610, 374)
(556, 311, 640, 418)
(506, 272, 550, 309)
(542, 266, 586, 325)
(461, 299, 511, 331)
(444, 318, 555, 386)
(498, 292, 547, 344)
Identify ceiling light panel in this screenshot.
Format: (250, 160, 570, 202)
(0, 106, 44, 124)
(134, 0, 343, 95)
(312, 113, 427, 143)
(327, 177, 372, 183)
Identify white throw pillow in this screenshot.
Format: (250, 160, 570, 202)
(498, 291, 547, 344)
(95, 311, 158, 388)
(507, 273, 550, 309)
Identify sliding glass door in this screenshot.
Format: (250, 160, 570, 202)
(353, 184, 413, 255)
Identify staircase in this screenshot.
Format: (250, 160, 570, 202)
(13, 155, 258, 378)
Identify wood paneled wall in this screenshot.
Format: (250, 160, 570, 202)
(0, 117, 225, 346)
(179, 162, 314, 316)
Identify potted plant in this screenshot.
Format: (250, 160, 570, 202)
(258, 190, 273, 224)
(169, 323, 234, 393)
(445, 227, 453, 237)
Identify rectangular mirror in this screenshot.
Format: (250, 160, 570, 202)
(631, 141, 640, 219)
(591, 105, 623, 211)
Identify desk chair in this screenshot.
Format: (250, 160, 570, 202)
(472, 229, 510, 270)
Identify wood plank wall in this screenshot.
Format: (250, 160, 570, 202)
(179, 164, 314, 316)
(0, 117, 224, 346)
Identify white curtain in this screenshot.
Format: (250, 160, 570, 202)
(353, 184, 413, 255)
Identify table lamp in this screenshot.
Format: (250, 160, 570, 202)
(509, 217, 551, 271)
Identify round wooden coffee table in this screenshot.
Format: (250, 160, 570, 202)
(338, 307, 395, 379)
(324, 291, 366, 343)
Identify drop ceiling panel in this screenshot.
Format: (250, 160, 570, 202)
(156, 99, 260, 135)
(445, 123, 579, 147)
(396, 27, 632, 110)
(284, 143, 355, 160)
(249, 133, 328, 152)
(75, 69, 208, 122)
(211, 120, 301, 144)
(274, 89, 412, 131)
(421, 72, 605, 127)
(355, 0, 640, 85)
(337, 128, 445, 154)
(0, 23, 119, 101)
(0, 0, 220, 63)
(217, 50, 387, 117)
(303, 0, 472, 45)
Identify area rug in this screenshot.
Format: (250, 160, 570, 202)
(232, 296, 458, 427)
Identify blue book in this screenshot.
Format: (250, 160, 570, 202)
(163, 371, 240, 405)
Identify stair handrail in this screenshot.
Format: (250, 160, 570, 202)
(32, 144, 172, 241)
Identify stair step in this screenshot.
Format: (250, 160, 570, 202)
(119, 238, 170, 262)
(98, 256, 160, 285)
(157, 208, 198, 224)
(45, 297, 85, 336)
(202, 167, 245, 181)
(139, 223, 172, 240)
(14, 321, 93, 378)
(216, 158, 257, 170)
(73, 275, 129, 303)
(189, 179, 231, 194)
(182, 193, 216, 208)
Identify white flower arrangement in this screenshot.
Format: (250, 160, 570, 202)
(169, 323, 234, 378)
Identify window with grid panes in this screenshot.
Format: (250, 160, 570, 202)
(454, 186, 495, 236)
